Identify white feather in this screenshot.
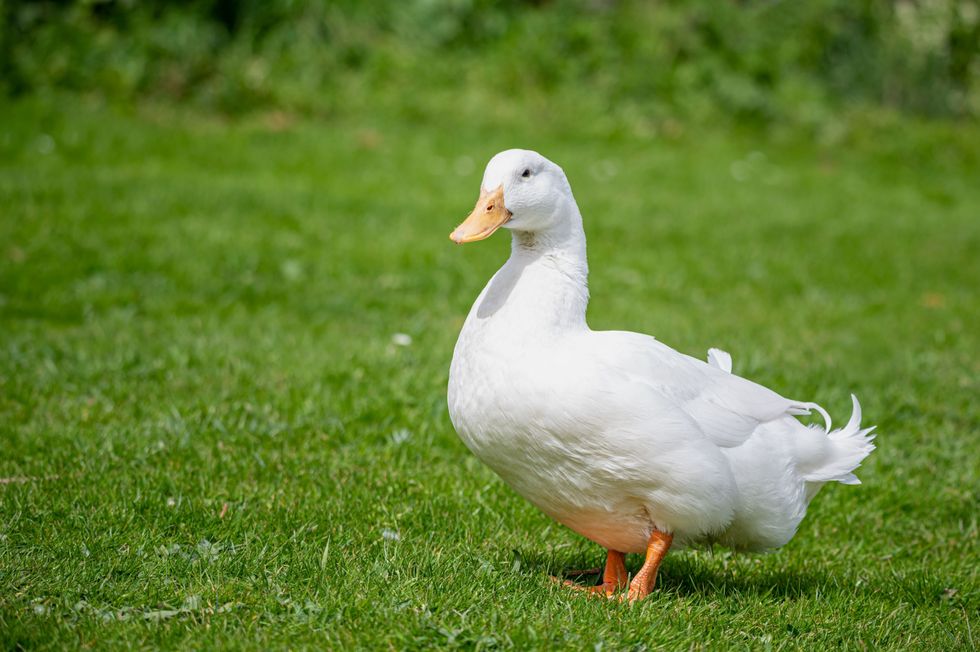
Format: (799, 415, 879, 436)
(707, 348, 732, 373)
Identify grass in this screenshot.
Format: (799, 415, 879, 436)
(1, 95, 978, 650)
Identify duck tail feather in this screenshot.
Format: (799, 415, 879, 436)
(803, 394, 877, 484)
(789, 401, 833, 432)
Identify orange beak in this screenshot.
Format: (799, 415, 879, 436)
(450, 185, 512, 244)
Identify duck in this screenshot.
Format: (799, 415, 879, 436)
(446, 149, 876, 602)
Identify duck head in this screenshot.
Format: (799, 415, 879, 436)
(450, 149, 575, 244)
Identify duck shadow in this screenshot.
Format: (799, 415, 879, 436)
(515, 547, 840, 600)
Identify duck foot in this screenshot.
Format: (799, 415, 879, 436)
(555, 549, 627, 598)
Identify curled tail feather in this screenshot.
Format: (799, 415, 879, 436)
(802, 394, 876, 485)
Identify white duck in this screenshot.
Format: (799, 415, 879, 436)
(447, 149, 876, 601)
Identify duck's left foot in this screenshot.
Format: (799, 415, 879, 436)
(556, 549, 627, 598)
(623, 530, 673, 603)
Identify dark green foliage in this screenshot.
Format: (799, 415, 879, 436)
(2, 0, 978, 123)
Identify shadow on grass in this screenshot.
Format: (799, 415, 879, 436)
(515, 547, 843, 600)
(655, 554, 838, 600)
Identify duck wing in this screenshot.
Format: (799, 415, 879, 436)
(588, 331, 826, 448)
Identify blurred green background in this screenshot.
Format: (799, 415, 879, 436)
(3, 0, 979, 126)
(2, 1, 978, 649)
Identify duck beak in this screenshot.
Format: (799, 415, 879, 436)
(450, 185, 512, 244)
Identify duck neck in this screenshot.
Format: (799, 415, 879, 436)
(500, 204, 590, 333)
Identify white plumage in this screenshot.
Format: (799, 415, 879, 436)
(447, 149, 875, 570)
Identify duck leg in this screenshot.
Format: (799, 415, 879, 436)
(625, 530, 673, 602)
(562, 549, 628, 596)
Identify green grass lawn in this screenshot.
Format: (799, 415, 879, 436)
(1, 96, 978, 650)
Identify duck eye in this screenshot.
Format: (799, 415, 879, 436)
(522, 168, 531, 178)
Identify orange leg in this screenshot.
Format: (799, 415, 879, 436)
(625, 530, 673, 602)
(562, 549, 628, 597)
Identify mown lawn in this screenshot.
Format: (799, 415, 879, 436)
(1, 96, 977, 650)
